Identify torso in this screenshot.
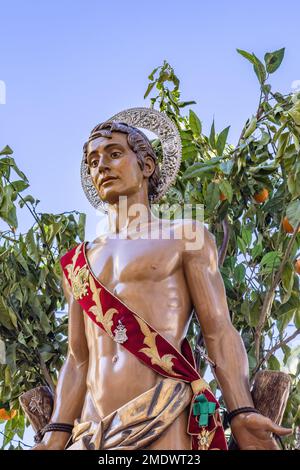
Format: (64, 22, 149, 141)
(81, 220, 195, 449)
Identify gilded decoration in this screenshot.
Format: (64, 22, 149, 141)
(65, 244, 89, 300)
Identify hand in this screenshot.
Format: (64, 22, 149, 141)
(31, 442, 50, 451)
(31, 432, 70, 450)
(230, 412, 293, 450)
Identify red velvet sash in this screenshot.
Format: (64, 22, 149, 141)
(60, 242, 228, 450)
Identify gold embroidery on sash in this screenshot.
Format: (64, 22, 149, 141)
(65, 244, 89, 300)
(198, 429, 216, 450)
(88, 274, 118, 338)
(135, 316, 179, 376)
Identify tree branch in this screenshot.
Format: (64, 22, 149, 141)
(218, 215, 230, 267)
(0, 430, 32, 449)
(38, 353, 55, 393)
(254, 221, 300, 360)
(252, 328, 300, 377)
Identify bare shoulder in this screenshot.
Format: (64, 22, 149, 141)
(88, 233, 108, 250)
(171, 219, 218, 270)
(172, 219, 216, 250)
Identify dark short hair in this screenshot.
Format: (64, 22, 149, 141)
(83, 121, 160, 201)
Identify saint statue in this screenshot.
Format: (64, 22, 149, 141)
(33, 108, 291, 450)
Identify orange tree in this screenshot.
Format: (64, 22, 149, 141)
(0, 47, 299, 449)
(0, 148, 85, 448)
(145, 48, 300, 448)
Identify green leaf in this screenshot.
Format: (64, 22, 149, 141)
(252, 54, 266, 84)
(205, 182, 220, 212)
(189, 110, 202, 136)
(264, 48, 285, 74)
(282, 344, 291, 365)
(178, 100, 196, 108)
(243, 116, 257, 139)
(295, 310, 300, 329)
(248, 298, 262, 327)
(0, 298, 14, 330)
(220, 160, 234, 175)
(148, 66, 159, 81)
(286, 199, 300, 230)
(262, 84, 271, 96)
(277, 309, 295, 332)
(216, 126, 230, 155)
(25, 228, 39, 263)
(234, 263, 246, 284)
(16, 413, 25, 440)
(219, 180, 233, 203)
(144, 82, 155, 99)
(18, 194, 35, 208)
(208, 379, 218, 394)
(268, 355, 281, 371)
(17, 332, 27, 346)
(182, 157, 222, 180)
(8, 309, 18, 329)
(4, 365, 11, 386)
(182, 165, 215, 180)
(0, 145, 13, 156)
(10, 180, 29, 193)
(275, 132, 289, 161)
(260, 251, 281, 269)
(247, 351, 257, 370)
(236, 49, 256, 64)
(236, 49, 266, 84)
(241, 227, 252, 246)
(0, 205, 18, 228)
(241, 300, 250, 321)
(251, 242, 263, 260)
(78, 213, 86, 242)
(237, 236, 247, 255)
(182, 145, 198, 162)
(209, 119, 216, 148)
(282, 263, 294, 293)
(258, 130, 270, 147)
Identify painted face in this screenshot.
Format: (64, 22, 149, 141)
(86, 132, 146, 204)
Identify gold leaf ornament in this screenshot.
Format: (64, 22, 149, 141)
(197, 429, 215, 450)
(135, 316, 179, 376)
(65, 245, 89, 300)
(88, 274, 118, 338)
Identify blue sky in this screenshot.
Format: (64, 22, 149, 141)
(0, 0, 299, 448)
(1, 0, 300, 240)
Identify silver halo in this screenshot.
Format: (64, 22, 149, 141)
(80, 107, 182, 213)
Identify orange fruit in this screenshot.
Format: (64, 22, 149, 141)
(253, 188, 269, 203)
(0, 408, 17, 420)
(282, 216, 300, 234)
(295, 259, 300, 275)
(219, 192, 227, 201)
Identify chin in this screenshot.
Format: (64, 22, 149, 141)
(98, 189, 124, 205)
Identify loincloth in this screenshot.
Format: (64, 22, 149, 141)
(66, 378, 192, 450)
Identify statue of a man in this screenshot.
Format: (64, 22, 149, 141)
(34, 109, 291, 450)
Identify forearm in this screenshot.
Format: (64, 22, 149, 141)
(206, 325, 254, 411)
(41, 354, 88, 449)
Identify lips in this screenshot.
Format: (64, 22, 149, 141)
(100, 176, 118, 186)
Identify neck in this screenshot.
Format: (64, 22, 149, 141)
(107, 190, 155, 235)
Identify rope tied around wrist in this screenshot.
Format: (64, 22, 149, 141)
(227, 407, 261, 425)
(34, 422, 74, 443)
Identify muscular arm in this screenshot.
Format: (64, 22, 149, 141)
(36, 273, 89, 450)
(182, 222, 291, 449)
(183, 224, 253, 411)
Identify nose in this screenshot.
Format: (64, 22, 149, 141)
(97, 153, 111, 173)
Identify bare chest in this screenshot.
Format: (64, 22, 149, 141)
(85, 238, 183, 287)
